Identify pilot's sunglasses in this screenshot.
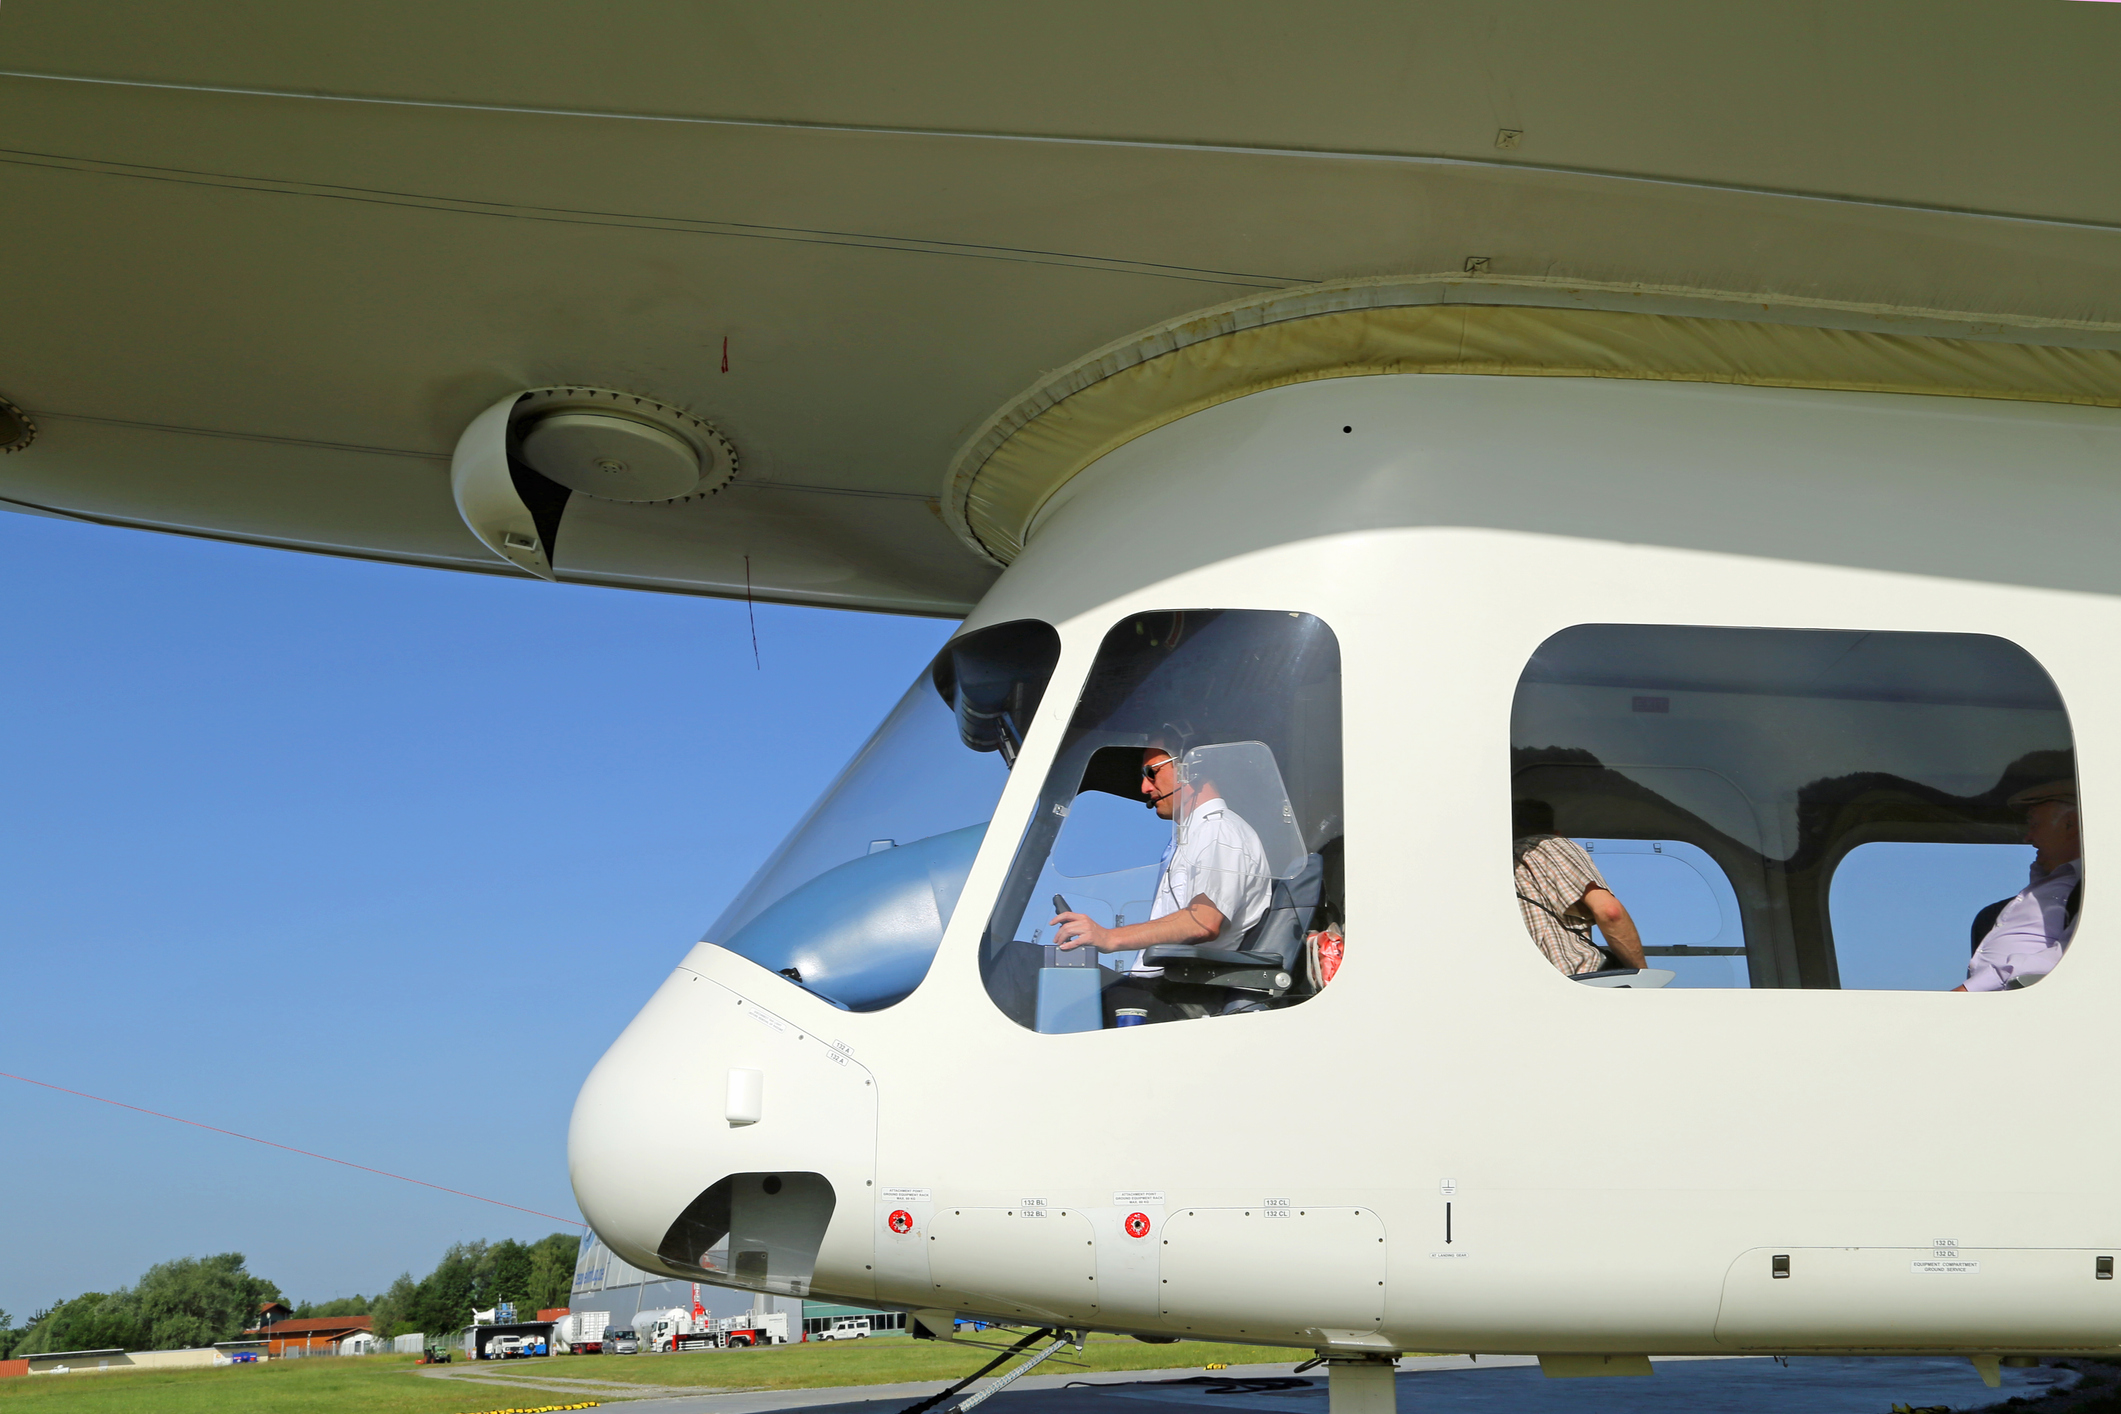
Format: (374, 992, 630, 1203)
(1140, 757, 1180, 782)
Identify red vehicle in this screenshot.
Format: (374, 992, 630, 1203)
(718, 1312, 790, 1347)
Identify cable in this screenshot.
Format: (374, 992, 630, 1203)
(745, 553, 760, 670)
(0, 1069, 585, 1228)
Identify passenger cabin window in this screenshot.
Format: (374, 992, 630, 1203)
(1829, 841, 2043, 991)
(1575, 839, 1745, 988)
(1512, 625, 2077, 991)
(982, 610, 1343, 1031)
(703, 620, 1061, 1010)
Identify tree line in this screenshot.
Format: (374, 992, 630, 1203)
(0, 1232, 579, 1358)
(326, 1233, 579, 1341)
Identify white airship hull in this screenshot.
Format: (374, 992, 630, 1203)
(572, 363, 2121, 1359)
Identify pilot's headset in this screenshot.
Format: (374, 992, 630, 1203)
(1152, 726, 1308, 877)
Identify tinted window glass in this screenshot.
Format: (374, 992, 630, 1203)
(982, 610, 1343, 1031)
(1829, 841, 2040, 991)
(705, 620, 1060, 1010)
(1512, 625, 2075, 991)
(1578, 839, 1746, 988)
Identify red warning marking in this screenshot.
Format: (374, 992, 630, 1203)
(888, 1208, 914, 1234)
(1125, 1211, 1152, 1239)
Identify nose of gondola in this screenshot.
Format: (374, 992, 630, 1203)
(568, 960, 879, 1300)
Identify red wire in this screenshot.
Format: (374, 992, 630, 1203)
(0, 1069, 585, 1228)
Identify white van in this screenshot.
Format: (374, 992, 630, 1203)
(819, 1317, 871, 1341)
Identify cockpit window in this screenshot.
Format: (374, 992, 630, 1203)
(981, 610, 1344, 1031)
(704, 619, 1061, 1010)
(1512, 625, 2077, 991)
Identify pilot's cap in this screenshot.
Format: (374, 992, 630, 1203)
(2007, 779, 2078, 809)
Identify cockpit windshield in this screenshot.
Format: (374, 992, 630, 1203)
(703, 619, 1061, 1010)
(980, 609, 1344, 1031)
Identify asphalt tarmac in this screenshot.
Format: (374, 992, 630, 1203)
(442, 1353, 2078, 1414)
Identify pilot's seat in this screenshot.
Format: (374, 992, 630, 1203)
(1141, 852, 1325, 1015)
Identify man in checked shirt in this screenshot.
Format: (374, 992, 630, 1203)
(1511, 798, 1649, 977)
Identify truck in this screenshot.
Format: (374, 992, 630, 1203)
(716, 1311, 790, 1348)
(646, 1308, 707, 1352)
(645, 1308, 790, 1352)
(553, 1310, 611, 1354)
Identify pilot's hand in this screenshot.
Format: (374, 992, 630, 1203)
(1051, 911, 1112, 953)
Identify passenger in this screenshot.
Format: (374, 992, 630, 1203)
(1511, 799, 1649, 976)
(1050, 745, 1272, 1022)
(1955, 780, 2082, 992)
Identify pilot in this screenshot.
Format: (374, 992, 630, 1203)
(1956, 780, 2082, 992)
(1050, 745, 1272, 1021)
(1511, 798, 1649, 976)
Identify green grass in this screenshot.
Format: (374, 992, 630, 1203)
(0, 1353, 567, 1413)
(0, 1335, 1302, 1410)
(465, 1331, 1301, 1390)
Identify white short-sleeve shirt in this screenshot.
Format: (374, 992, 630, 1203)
(1127, 796, 1273, 977)
(1965, 858, 2081, 992)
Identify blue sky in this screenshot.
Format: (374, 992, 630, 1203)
(1592, 839, 2032, 991)
(0, 509, 952, 1319)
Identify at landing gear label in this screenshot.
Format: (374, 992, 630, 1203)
(1124, 1212, 1152, 1239)
(887, 1209, 914, 1234)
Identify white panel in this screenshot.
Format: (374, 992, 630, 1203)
(872, 1190, 937, 1308)
(1716, 1248, 2121, 1349)
(1160, 1207, 1386, 1339)
(1091, 1201, 1166, 1327)
(928, 1206, 1099, 1322)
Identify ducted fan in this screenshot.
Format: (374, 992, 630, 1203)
(450, 386, 737, 579)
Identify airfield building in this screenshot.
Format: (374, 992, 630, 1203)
(242, 1313, 374, 1356)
